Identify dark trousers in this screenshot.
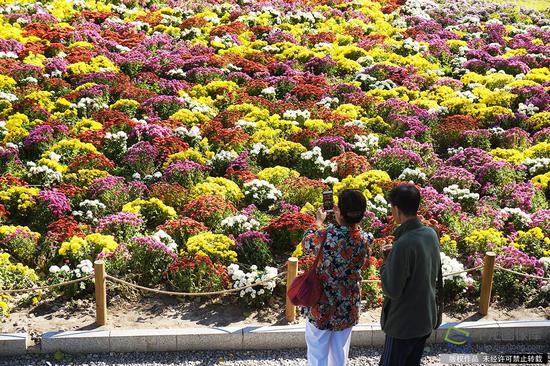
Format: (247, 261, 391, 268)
(379, 333, 430, 366)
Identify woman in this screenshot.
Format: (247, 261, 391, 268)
(301, 189, 372, 366)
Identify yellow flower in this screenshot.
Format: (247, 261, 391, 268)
(67, 56, 119, 75)
(333, 170, 390, 200)
(185, 232, 237, 263)
(525, 142, 550, 159)
(85, 233, 118, 253)
(69, 41, 94, 49)
(464, 229, 509, 253)
(491, 148, 525, 164)
(59, 237, 86, 256)
(300, 202, 315, 215)
(23, 52, 46, 68)
(190, 177, 243, 203)
(525, 68, 550, 84)
(63, 169, 109, 188)
(0, 225, 40, 240)
(0, 75, 16, 91)
(71, 118, 103, 135)
(59, 234, 118, 256)
(526, 112, 550, 132)
(0, 187, 40, 211)
(122, 198, 177, 220)
(532, 171, 550, 189)
(291, 243, 303, 258)
(258, 166, 300, 186)
(45, 139, 99, 164)
(304, 119, 332, 133)
(165, 147, 214, 166)
(110, 99, 140, 112)
(169, 108, 210, 127)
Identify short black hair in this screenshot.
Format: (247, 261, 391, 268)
(338, 189, 367, 225)
(388, 184, 421, 216)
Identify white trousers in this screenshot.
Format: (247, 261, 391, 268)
(305, 321, 353, 366)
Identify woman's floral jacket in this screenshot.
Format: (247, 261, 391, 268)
(301, 223, 372, 331)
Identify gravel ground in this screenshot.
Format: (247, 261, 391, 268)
(2, 343, 548, 366)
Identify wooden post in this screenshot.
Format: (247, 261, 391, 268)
(286, 257, 298, 322)
(479, 251, 496, 316)
(94, 260, 107, 326)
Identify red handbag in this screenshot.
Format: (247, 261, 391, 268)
(287, 244, 324, 307)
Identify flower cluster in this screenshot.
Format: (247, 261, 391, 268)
(0, 0, 548, 309)
(243, 179, 282, 210)
(227, 264, 278, 307)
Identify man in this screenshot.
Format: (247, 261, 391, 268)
(379, 184, 441, 366)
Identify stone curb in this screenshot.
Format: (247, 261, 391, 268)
(0, 333, 28, 356)
(4, 320, 550, 355)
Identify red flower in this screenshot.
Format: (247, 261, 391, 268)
(69, 152, 115, 172)
(0, 204, 8, 221)
(210, 21, 249, 37)
(331, 152, 371, 179)
(152, 136, 189, 160)
(46, 217, 86, 245)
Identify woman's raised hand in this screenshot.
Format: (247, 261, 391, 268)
(315, 207, 327, 227)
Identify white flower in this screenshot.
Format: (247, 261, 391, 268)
(353, 134, 379, 156)
(261, 87, 276, 96)
(77, 260, 94, 274)
(153, 230, 177, 252)
(398, 168, 427, 184)
(49, 265, 60, 273)
(443, 185, 479, 202)
(60, 265, 71, 273)
(323, 176, 339, 185)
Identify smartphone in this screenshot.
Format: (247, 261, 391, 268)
(322, 190, 333, 213)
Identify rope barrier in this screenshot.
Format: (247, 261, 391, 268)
(360, 265, 485, 284)
(105, 271, 287, 297)
(495, 266, 550, 281)
(442, 265, 484, 278)
(0, 275, 93, 294)
(0, 264, 545, 297)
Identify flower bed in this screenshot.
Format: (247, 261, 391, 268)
(0, 0, 549, 317)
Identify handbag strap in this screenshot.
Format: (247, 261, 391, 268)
(433, 228, 444, 329)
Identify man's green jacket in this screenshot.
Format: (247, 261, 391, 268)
(380, 218, 440, 339)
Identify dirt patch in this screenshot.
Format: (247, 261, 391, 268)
(2, 294, 548, 341)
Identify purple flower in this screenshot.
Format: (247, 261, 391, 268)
(36, 189, 71, 218)
(374, 147, 424, 166)
(131, 236, 178, 260)
(476, 160, 523, 187)
(304, 56, 337, 75)
(280, 201, 300, 214)
(0, 39, 24, 54)
(500, 182, 539, 212)
(266, 31, 296, 44)
(227, 152, 250, 172)
(531, 210, 550, 234)
(88, 176, 125, 198)
(430, 166, 478, 191)
(45, 58, 68, 74)
(123, 141, 159, 172)
(242, 204, 258, 217)
(533, 128, 550, 143)
(131, 123, 172, 142)
(447, 148, 493, 174)
(419, 187, 461, 221)
(235, 231, 272, 248)
(97, 212, 144, 232)
(312, 136, 353, 155)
